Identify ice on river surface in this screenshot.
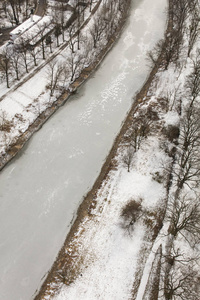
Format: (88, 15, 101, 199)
(0, 0, 167, 299)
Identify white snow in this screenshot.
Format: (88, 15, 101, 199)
(10, 15, 41, 38)
(52, 134, 167, 300)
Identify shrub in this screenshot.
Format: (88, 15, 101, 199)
(162, 125, 180, 143)
(121, 199, 143, 232)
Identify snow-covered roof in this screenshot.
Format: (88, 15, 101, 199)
(10, 15, 41, 37)
(14, 16, 53, 46)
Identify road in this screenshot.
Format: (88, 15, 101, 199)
(0, 0, 167, 299)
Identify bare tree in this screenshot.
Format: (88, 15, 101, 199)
(89, 13, 107, 48)
(60, 2, 66, 43)
(54, 24, 61, 47)
(2, 0, 8, 17)
(165, 84, 181, 113)
(174, 0, 189, 33)
(167, 195, 200, 245)
(46, 60, 64, 97)
(102, 0, 120, 39)
(5, 0, 36, 25)
(147, 39, 163, 68)
(130, 114, 152, 152)
(18, 36, 30, 73)
(122, 146, 134, 172)
(53, 1, 66, 43)
(185, 51, 200, 107)
(75, 3, 81, 51)
(71, 0, 85, 50)
(0, 48, 11, 88)
(7, 0, 20, 25)
(163, 264, 199, 300)
(36, 21, 52, 60)
(148, 0, 189, 70)
(11, 52, 20, 80)
(114, 0, 130, 14)
(163, 30, 183, 70)
(68, 25, 77, 53)
(163, 244, 199, 267)
(187, 8, 200, 57)
(187, 0, 199, 13)
(66, 52, 85, 82)
(175, 106, 200, 189)
(29, 45, 40, 67)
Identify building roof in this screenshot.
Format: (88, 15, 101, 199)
(10, 15, 41, 37)
(14, 16, 53, 46)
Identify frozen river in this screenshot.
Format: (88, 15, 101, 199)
(0, 0, 167, 299)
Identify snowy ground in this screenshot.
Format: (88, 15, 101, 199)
(52, 136, 168, 300)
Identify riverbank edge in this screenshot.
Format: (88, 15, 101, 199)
(0, 0, 130, 171)
(33, 0, 171, 299)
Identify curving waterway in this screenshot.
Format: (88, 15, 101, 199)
(0, 0, 167, 299)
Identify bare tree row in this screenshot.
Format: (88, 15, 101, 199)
(161, 49, 200, 299)
(148, 0, 200, 70)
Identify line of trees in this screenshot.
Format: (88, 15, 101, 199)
(43, 0, 130, 97)
(161, 75, 200, 298)
(120, 1, 200, 298)
(160, 13, 200, 297)
(0, 20, 51, 88)
(148, 0, 200, 70)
